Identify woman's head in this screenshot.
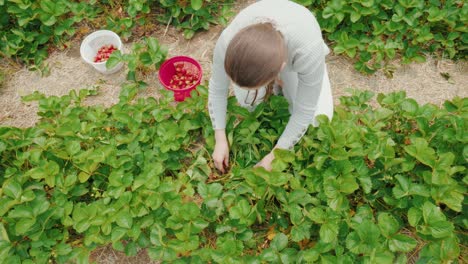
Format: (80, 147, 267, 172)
(224, 23, 287, 89)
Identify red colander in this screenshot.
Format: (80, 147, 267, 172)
(158, 56, 203, 102)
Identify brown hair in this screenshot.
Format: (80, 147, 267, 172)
(225, 23, 286, 104)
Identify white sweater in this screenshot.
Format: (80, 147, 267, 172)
(208, 0, 329, 149)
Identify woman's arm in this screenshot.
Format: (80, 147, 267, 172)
(208, 33, 231, 131)
(276, 43, 326, 150)
(208, 33, 232, 173)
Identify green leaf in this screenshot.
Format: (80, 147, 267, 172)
(305, 207, 326, 224)
(73, 247, 90, 264)
(371, 250, 395, 264)
(191, 0, 203, 10)
(65, 141, 81, 156)
(113, 241, 125, 251)
(116, 210, 133, 229)
(55, 243, 72, 256)
(0, 223, 10, 242)
(427, 6, 446, 22)
(378, 213, 400, 237)
(401, 99, 418, 114)
(350, 11, 361, 23)
(106, 51, 122, 69)
(339, 175, 359, 194)
(2, 179, 22, 199)
(256, 169, 289, 186)
(198, 182, 223, 207)
(32, 198, 50, 216)
(229, 199, 254, 225)
(428, 221, 454, 238)
(437, 188, 463, 212)
(389, 234, 417, 252)
(357, 220, 380, 244)
(143, 38, 156, 53)
(125, 241, 138, 257)
(183, 29, 195, 39)
(357, 173, 372, 194)
(40, 0, 56, 14)
(8, 206, 33, 218)
(422, 202, 446, 223)
(291, 222, 311, 242)
(347, 220, 381, 254)
(345, 231, 361, 254)
(404, 138, 436, 168)
(75, 221, 91, 233)
(139, 52, 152, 65)
(111, 227, 127, 242)
(15, 218, 36, 234)
(27, 167, 46, 180)
(181, 202, 200, 221)
(147, 247, 177, 261)
(300, 249, 320, 262)
(78, 172, 91, 183)
(150, 224, 166, 246)
(270, 233, 288, 251)
(320, 222, 339, 243)
(261, 248, 278, 262)
(408, 207, 422, 227)
(274, 148, 295, 163)
(439, 236, 460, 261)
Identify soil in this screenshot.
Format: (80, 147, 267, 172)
(0, 0, 466, 262)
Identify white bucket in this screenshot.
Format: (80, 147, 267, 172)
(80, 30, 124, 74)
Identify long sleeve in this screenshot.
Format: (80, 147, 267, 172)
(208, 33, 230, 130)
(276, 42, 326, 149)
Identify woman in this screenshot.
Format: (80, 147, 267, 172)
(208, 0, 333, 172)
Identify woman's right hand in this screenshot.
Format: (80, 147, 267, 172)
(213, 129, 229, 173)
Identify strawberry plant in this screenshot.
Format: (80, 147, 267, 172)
(105, 0, 235, 40)
(156, 0, 235, 39)
(106, 37, 167, 81)
(1, 0, 234, 67)
(297, 0, 468, 73)
(0, 0, 99, 65)
(0, 79, 466, 263)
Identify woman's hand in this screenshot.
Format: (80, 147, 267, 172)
(212, 130, 229, 173)
(255, 151, 275, 171)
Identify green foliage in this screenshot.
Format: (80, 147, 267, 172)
(106, 0, 235, 41)
(0, 0, 99, 65)
(107, 37, 168, 81)
(1, 0, 233, 65)
(155, 0, 235, 39)
(297, 0, 468, 73)
(1, 83, 466, 263)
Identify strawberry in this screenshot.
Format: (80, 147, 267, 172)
(169, 62, 200, 89)
(94, 44, 118, 63)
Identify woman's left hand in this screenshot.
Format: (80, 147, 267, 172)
(255, 151, 275, 171)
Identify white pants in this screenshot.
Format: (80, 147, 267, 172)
(233, 66, 333, 127)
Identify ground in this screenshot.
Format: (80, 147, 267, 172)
(0, 0, 466, 262)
